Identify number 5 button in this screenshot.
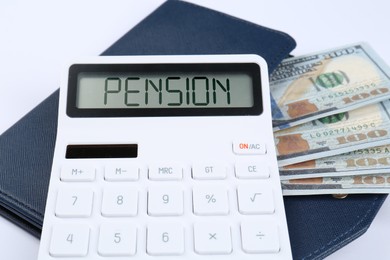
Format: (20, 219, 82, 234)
(98, 224, 137, 256)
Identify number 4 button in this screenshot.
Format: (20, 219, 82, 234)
(49, 224, 90, 257)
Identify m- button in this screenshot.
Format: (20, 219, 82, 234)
(233, 141, 266, 155)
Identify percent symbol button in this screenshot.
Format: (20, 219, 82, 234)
(193, 186, 229, 215)
(205, 194, 216, 203)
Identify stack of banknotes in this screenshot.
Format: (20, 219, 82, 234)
(270, 43, 390, 195)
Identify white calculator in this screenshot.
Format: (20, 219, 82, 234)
(37, 55, 292, 259)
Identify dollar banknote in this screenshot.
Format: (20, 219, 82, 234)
(281, 174, 390, 195)
(270, 43, 390, 131)
(279, 145, 390, 180)
(275, 100, 390, 166)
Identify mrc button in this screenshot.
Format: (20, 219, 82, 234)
(233, 141, 266, 155)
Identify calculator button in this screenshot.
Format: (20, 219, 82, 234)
(55, 189, 93, 217)
(101, 188, 138, 217)
(60, 166, 95, 182)
(241, 221, 280, 253)
(147, 222, 184, 255)
(148, 187, 184, 216)
(192, 164, 226, 180)
(237, 184, 274, 214)
(49, 224, 90, 257)
(235, 162, 270, 179)
(192, 186, 229, 215)
(105, 165, 139, 181)
(193, 222, 232, 255)
(232, 141, 266, 155)
(148, 165, 183, 180)
(98, 224, 137, 256)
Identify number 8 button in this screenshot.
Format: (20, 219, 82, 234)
(101, 188, 138, 217)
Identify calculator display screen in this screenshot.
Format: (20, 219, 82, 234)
(77, 72, 253, 109)
(67, 63, 262, 117)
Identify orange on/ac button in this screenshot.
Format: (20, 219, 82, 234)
(232, 141, 266, 155)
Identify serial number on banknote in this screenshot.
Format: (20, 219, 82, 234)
(345, 146, 390, 155)
(309, 123, 376, 138)
(314, 83, 376, 103)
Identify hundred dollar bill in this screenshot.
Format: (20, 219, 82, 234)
(275, 100, 390, 166)
(279, 145, 390, 180)
(271, 42, 390, 131)
(281, 174, 390, 195)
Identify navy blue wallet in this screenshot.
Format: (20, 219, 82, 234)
(0, 1, 386, 259)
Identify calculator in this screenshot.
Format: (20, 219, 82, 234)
(37, 55, 292, 259)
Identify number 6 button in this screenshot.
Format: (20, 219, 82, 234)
(147, 222, 184, 255)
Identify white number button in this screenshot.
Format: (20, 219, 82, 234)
(148, 187, 184, 216)
(193, 186, 229, 215)
(101, 188, 138, 217)
(147, 223, 184, 255)
(194, 222, 232, 255)
(55, 189, 93, 217)
(235, 162, 269, 179)
(98, 224, 137, 256)
(60, 166, 95, 181)
(241, 221, 280, 253)
(237, 184, 274, 214)
(192, 164, 226, 180)
(49, 224, 90, 257)
(105, 165, 139, 181)
(148, 164, 183, 180)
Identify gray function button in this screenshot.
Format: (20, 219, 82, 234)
(148, 164, 183, 180)
(60, 166, 95, 181)
(241, 221, 280, 254)
(233, 141, 266, 155)
(235, 162, 270, 179)
(193, 222, 232, 255)
(192, 163, 227, 180)
(105, 165, 139, 181)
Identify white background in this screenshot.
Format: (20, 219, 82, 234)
(0, 0, 389, 259)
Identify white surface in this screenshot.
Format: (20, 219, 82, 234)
(0, 0, 389, 259)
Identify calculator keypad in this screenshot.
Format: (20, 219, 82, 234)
(49, 160, 283, 258)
